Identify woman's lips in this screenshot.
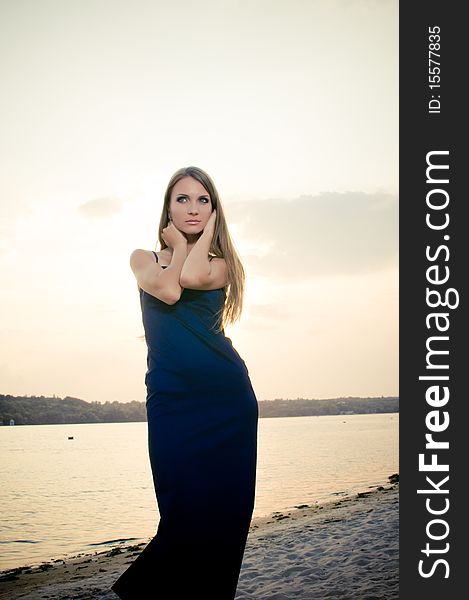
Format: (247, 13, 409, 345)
(186, 220, 201, 224)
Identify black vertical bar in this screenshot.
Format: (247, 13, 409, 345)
(400, 2, 465, 598)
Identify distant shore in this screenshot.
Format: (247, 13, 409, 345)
(1, 394, 399, 425)
(0, 480, 399, 600)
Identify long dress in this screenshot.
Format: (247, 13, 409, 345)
(111, 251, 259, 599)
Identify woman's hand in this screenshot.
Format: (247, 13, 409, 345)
(162, 220, 187, 249)
(202, 209, 217, 240)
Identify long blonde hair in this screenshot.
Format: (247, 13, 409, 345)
(156, 166, 245, 333)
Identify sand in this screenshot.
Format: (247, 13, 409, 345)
(0, 483, 398, 600)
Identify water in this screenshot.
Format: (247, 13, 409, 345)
(0, 413, 398, 570)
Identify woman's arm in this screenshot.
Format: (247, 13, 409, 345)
(179, 228, 211, 286)
(181, 254, 228, 290)
(180, 211, 227, 290)
(130, 243, 187, 304)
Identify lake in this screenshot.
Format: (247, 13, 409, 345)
(0, 413, 398, 570)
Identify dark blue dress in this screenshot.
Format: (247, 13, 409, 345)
(111, 251, 259, 599)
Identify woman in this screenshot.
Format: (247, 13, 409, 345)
(111, 166, 259, 599)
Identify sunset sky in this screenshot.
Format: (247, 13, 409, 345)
(0, 0, 398, 404)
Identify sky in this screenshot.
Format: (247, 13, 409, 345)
(0, 0, 398, 404)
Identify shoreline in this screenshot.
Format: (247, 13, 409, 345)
(0, 475, 397, 574)
(0, 479, 399, 600)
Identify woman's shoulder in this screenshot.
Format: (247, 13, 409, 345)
(130, 248, 156, 267)
(129, 248, 169, 262)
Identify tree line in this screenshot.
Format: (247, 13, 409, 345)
(0, 394, 398, 426)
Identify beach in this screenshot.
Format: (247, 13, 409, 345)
(0, 482, 398, 600)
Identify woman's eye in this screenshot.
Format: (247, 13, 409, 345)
(176, 197, 209, 203)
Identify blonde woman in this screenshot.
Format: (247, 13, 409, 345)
(112, 166, 259, 600)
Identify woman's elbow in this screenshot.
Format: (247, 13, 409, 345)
(152, 285, 182, 305)
(164, 292, 181, 305)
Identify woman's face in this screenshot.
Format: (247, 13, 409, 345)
(169, 176, 213, 236)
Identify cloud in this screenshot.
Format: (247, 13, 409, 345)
(77, 196, 124, 218)
(228, 191, 397, 278)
